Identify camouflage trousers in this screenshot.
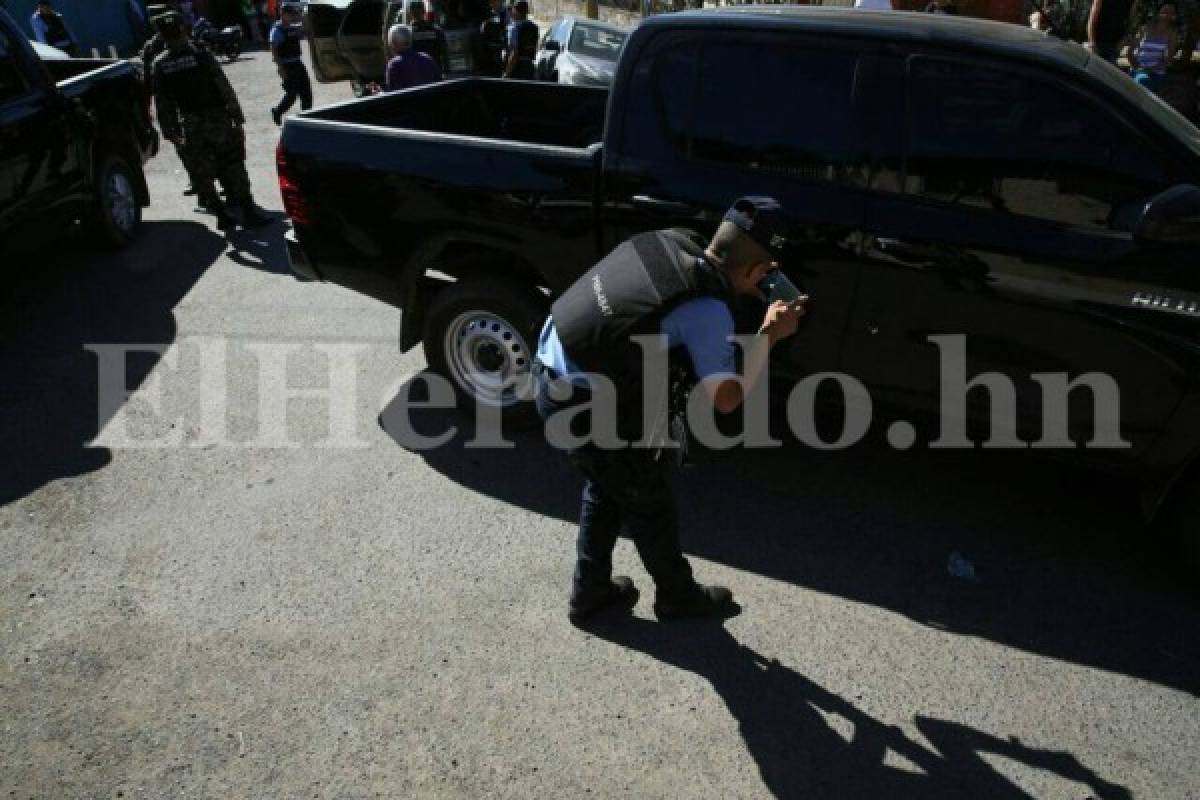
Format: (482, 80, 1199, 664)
(181, 109, 252, 207)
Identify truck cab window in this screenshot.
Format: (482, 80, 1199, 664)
(689, 43, 858, 183)
(906, 57, 1175, 232)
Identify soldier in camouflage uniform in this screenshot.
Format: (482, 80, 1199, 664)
(142, 5, 209, 202)
(150, 12, 270, 231)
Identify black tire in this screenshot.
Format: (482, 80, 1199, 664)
(423, 278, 548, 429)
(87, 154, 142, 249)
(1161, 471, 1200, 582)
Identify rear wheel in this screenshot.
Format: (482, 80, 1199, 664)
(87, 154, 142, 249)
(423, 278, 547, 429)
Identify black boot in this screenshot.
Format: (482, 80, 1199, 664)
(654, 583, 736, 621)
(203, 197, 236, 232)
(240, 203, 273, 228)
(568, 576, 639, 626)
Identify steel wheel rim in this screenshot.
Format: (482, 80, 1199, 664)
(443, 310, 531, 408)
(107, 171, 136, 233)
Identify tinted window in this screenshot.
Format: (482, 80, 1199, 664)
(568, 24, 627, 62)
(907, 58, 1175, 231)
(654, 45, 695, 157)
(689, 43, 859, 182)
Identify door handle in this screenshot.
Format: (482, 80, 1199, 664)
(631, 194, 696, 216)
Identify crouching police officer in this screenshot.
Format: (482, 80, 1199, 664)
(504, 0, 537, 79)
(151, 12, 271, 231)
(533, 197, 807, 625)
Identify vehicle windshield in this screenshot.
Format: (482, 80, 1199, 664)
(568, 24, 627, 62)
(1088, 54, 1200, 161)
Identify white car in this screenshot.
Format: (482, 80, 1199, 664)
(29, 40, 69, 60)
(535, 16, 630, 87)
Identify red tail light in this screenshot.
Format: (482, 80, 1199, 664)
(276, 142, 311, 227)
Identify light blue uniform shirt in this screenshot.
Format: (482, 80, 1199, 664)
(536, 296, 737, 386)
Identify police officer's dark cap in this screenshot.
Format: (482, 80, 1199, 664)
(723, 196, 787, 260)
(153, 10, 184, 29)
(513, 0, 529, 11)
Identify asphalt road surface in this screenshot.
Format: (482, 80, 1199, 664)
(2, 46, 1198, 800)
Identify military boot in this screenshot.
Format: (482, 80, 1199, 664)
(654, 583, 737, 621)
(202, 194, 237, 232)
(568, 576, 639, 627)
(240, 203, 273, 229)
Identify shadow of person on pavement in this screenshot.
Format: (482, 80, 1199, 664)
(378, 372, 1200, 697)
(223, 214, 299, 276)
(0, 220, 227, 506)
(584, 616, 1132, 800)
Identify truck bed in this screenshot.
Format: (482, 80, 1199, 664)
(280, 78, 608, 313)
(306, 78, 608, 149)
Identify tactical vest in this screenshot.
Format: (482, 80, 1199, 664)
(154, 45, 225, 114)
(141, 34, 166, 77)
(480, 14, 505, 58)
(275, 22, 303, 60)
(551, 229, 731, 391)
(40, 12, 71, 48)
(411, 21, 441, 63)
(514, 19, 537, 62)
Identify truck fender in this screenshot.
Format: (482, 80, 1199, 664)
(1143, 444, 1200, 527)
(398, 231, 535, 353)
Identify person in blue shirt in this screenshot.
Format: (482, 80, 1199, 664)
(534, 197, 807, 625)
(270, 2, 312, 126)
(30, 1, 76, 56)
(383, 24, 443, 91)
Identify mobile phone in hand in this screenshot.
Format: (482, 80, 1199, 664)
(759, 269, 803, 303)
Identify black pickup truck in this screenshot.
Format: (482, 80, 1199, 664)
(280, 7, 1200, 570)
(0, 7, 157, 254)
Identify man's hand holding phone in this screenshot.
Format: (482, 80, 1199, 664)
(760, 296, 808, 346)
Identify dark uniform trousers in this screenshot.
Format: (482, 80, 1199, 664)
(182, 109, 252, 206)
(276, 61, 313, 114)
(534, 366, 694, 596)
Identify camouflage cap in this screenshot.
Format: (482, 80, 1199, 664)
(152, 10, 185, 31)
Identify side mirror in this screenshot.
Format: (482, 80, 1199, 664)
(1135, 184, 1200, 246)
(544, 40, 561, 52)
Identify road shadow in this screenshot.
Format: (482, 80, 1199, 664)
(379, 373, 1200, 696)
(585, 617, 1133, 800)
(0, 220, 226, 505)
(224, 213, 300, 276)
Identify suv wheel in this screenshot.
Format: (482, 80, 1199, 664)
(88, 154, 142, 249)
(423, 278, 547, 429)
